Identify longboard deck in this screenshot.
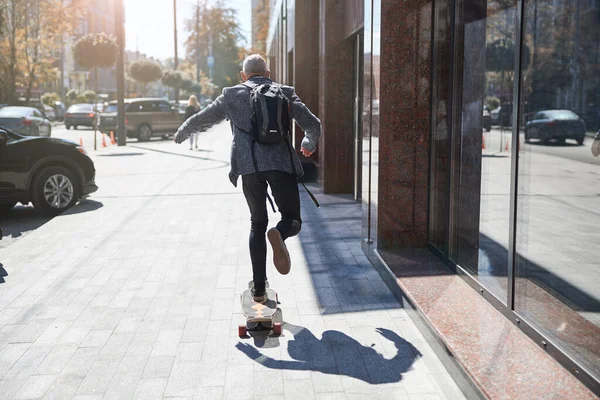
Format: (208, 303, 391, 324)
(241, 288, 277, 323)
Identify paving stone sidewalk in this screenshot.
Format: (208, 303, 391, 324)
(0, 122, 465, 400)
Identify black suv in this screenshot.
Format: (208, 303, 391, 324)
(0, 128, 98, 216)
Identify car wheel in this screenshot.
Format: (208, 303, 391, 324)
(0, 202, 17, 214)
(31, 166, 80, 216)
(137, 124, 152, 142)
(576, 137, 584, 145)
(525, 129, 531, 143)
(74, 125, 78, 130)
(556, 138, 566, 144)
(66, 125, 71, 130)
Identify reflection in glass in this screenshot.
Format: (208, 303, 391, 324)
(452, 0, 518, 303)
(429, 0, 452, 252)
(516, 0, 600, 381)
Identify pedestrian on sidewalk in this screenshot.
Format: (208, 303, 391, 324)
(185, 95, 201, 150)
(173, 54, 322, 303)
(592, 129, 600, 157)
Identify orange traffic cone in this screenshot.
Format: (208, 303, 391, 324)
(110, 131, 116, 145)
(79, 137, 83, 146)
(101, 133, 107, 148)
(482, 134, 486, 150)
(505, 139, 510, 151)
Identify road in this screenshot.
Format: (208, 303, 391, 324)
(49, 124, 171, 149)
(483, 126, 600, 166)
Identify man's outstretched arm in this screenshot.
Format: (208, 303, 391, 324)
(287, 89, 322, 156)
(174, 95, 227, 143)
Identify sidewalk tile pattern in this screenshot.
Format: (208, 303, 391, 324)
(0, 122, 464, 399)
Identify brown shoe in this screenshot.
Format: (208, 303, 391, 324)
(267, 227, 291, 275)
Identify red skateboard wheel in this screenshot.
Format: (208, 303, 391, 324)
(273, 322, 282, 335)
(238, 324, 247, 337)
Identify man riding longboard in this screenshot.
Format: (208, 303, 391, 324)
(174, 54, 322, 304)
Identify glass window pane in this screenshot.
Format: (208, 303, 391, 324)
(516, 0, 600, 381)
(451, 0, 520, 303)
(429, 0, 452, 252)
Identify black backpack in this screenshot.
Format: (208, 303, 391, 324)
(246, 82, 291, 145)
(242, 81, 320, 209)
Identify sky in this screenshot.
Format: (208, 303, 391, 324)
(124, 0, 252, 61)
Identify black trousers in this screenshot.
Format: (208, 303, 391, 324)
(242, 171, 302, 293)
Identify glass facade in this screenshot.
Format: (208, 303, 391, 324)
(362, 0, 380, 249)
(431, 0, 600, 385)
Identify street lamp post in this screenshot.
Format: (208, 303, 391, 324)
(115, 0, 126, 146)
(173, 0, 179, 101)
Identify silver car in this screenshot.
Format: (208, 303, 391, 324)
(0, 106, 52, 137)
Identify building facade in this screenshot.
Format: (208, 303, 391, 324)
(267, 0, 600, 396)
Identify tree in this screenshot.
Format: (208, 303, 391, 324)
(129, 60, 163, 95)
(41, 92, 60, 107)
(66, 89, 78, 104)
(73, 32, 117, 150)
(76, 94, 86, 104)
(184, 0, 245, 90)
(162, 70, 184, 90)
(84, 90, 96, 103)
(0, 0, 89, 105)
(73, 32, 119, 90)
(250, 0, 269, 56)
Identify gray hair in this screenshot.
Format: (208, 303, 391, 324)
(243, 54, 267, 76)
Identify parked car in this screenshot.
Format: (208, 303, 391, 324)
(54, 101, 66, 121)
(64, 103, 97, 130)
(525, 110, 586, 145)
(483, 106, 492, 132)
(98, 102, 118, 134)
(0, 106, 52, 137)
(43, 105, 56, 121)
(99, 98, 185, 142)
(0, 127, 97, 215)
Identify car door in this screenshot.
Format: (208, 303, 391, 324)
(0, 131, 29, 202)
(32, 109, 50, 136)
(154, 101, 176, 133)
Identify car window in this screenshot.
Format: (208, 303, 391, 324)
(32, 109, 43, 118)
(0, 107, 30, 118)
(533, 112, 545, 120)
(68, 104, 93, 112)
(104, 104, 118, 113)
(547, 110, 579, 120)
(158, 101, 172, 112)
(128, 101, 155, 112)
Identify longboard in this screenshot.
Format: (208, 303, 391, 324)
(238, 284, 281, 337)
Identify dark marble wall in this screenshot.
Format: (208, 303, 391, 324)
(317, 0, 362, 193)
(375, 0, 433, 249)
(294, 0, 320, 161)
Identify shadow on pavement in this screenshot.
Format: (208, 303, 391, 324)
(296, 187, 402, 314)
(0, 263, 7, 284)
(236, 323, 421, 384)
(0, 200, 103, 245)
(0, 204, 52, 242)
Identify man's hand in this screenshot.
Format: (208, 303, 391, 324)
(592, 137, 600, 157)
(300, 146, 313, 157)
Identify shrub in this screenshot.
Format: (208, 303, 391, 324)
(486, 96, 501, 110)
(129, 61, 163, 85)
(41, 92, 60, 107)
(84, 90, 96, 103)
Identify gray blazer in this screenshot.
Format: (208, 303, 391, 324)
(174, 76, 322, 186)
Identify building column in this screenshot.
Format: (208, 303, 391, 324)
(293, 0, 320, 180)
(377, 0, 433, 248)
(317, 0, 355, 194)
